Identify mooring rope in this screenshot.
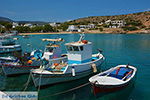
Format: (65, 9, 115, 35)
(0, 66, 3, 74)
(40, 82, 90, 99)
(23, 71, 32, 91)
(37, 69, 44, 92)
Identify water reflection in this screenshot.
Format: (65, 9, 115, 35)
(38, 77, 135, 100)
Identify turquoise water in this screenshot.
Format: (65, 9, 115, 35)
(0, 34, 150, 100)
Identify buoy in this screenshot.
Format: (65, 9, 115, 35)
(53, 56, 57, 59)
(27, 60, 32, 64)
(82, 40, 88, 44)
(72, 66, 75, 76)
(54, 63, 59, 66)
(91, 63, 97, 73)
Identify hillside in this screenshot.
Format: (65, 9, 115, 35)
(15, 21, 49, 25)
(0, 17, 13, 22)
(0, 16, 48, 25)
(70, 11, 150, 28)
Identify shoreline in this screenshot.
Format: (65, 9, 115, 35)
(19, 31, 150, 35)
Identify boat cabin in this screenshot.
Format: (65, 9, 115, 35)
(42, 38, 63, 60)
(65, 40, 92, 64)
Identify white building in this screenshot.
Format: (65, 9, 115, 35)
(66, 25, 81, 32)
(12, 22, 19, 28)
(105, 20, 126, 28)
(24, 23, 33, 28)
(79, 24, 95, 29)
(105, 20, 111, 24)
(49, 22, 60, 27)
(0, 24, 5, 28)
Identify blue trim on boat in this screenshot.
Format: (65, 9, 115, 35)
(100, 67, 133, 80)
(68, 57, 99, 64)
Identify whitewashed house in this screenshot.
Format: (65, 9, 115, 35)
(66, 25, 81, 32)
(79, 24, 95, 29)
(49, 22, 60, 27)
(24, 23, 33, 28)
(105, 20, 126, 28)
(12, 22, 19, 28)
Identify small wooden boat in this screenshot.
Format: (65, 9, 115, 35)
(89, 65, 137, 94)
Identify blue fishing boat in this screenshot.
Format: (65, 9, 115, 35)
(31, 34, 105, 87)
(89, 64, 137, 94)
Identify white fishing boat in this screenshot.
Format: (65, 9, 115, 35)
(2, 38, 67, 76)
(0, 56, 18, 67)
(31, 34, 105, 87)
(89, 65, 137, 94)
(0, 39, 21, 54)
(0, 91, 12, 100)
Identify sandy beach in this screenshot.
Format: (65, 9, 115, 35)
(19, 30, 150, 35)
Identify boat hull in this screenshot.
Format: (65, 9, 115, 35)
(2, 56, 67, 76)
(32, 69, 93, 87)
(90, 65, 137, 94)
(92, 81, 129, 94)
(31, 55, 105, 87)
(0, 45, 22, 54)
(2, 65, 39, 76)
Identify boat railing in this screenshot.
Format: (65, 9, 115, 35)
(63, 65, 69, 74)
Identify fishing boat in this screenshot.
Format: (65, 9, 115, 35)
(2, 38, 67, 76)
(0, 56, 18, 67)
(1, 50, 42, 76)
(0, 38, 22, 54)
(89, 64, 137, 94)
(31, 34, 105, 87)
(0, 91, 12, 100)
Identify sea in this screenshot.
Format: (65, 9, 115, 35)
(0, 33, 150, 100)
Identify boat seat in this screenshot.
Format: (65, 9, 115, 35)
(123, 70, 133, 81)
(108, 67, 133, 80)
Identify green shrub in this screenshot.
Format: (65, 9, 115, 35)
(123, 26, 138, 31)
(125, 20, 142, 26)
(99, 28, 103, 31)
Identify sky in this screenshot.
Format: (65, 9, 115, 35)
(0, 0, 150, 22)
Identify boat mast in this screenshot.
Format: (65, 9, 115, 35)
(79, 33, 85, 42)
